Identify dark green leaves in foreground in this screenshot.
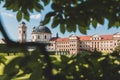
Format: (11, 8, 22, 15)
(43, 0, 120, 34)
(3, 0, 45, 21)
(0, 55, 7, 65)
(2, 0, 120, 33)
(2, 49, 120, 80)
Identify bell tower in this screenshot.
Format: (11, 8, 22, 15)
(18, 22, 27, 43)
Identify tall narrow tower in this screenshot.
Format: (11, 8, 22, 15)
(18, 22, 27, 43)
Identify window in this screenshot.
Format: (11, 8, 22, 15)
(38, 35, 40, 39)
(23, 31, 25, 33)
(45, 35, 47, 39)
(114, 43, 117, 45)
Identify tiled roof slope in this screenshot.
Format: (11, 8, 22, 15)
(100, 35, 113, 40)
(56, 38, 69, 42)
(78, 36, 91, 40)
(52, 34, 115, 41)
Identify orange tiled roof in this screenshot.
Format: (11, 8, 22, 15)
(100, 35, 113, 40)
(56, 38, 69, 42)
(53, 34, 114, 42)
(78, 36, 91, 40)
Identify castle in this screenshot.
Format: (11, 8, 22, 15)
(18, 22, 120, 54)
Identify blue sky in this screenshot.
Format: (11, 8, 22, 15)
(0, 2, 120, 42)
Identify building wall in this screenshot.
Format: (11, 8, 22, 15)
(80, 40, 116, 53)
(55, 35, 80, 54)
(56, 39, 70, 55)
(46, 40, 56, 51)
(54, 33, 120, 54)
(18, 23, 27, 43)
(31, 32, 52, 43)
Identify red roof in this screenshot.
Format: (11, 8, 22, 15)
(100, 35, 113, 40)
(56, 38, 69, 42)
(78, 36, 91, 40)
(52, 34, 114, 42)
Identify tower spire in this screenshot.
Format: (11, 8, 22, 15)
(56, 33, 59, 38)
(18, 22, 27, 43)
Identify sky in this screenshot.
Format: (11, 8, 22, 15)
(0, 2, 120, 42)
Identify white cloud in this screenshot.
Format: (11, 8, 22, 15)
(30, 14, 41, 19)
(1, 12, 14, 17)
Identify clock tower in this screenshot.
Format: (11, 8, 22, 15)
(18, 22, 27, 43)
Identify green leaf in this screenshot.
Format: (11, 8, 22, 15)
(3, 57, 22, 80)
(52, 17, 59, 28)
(108, 20, 115, 29)
(29, 7, 34, 13)
(34, 4, 43, 12)
(92, 19, 97, 28)
(114, 21, 120, 27)
(0, 55, 7, 65)
(17, 11, 22, 21)
(78, 26, 87, 34)
(96, 17, 104, 25)
(6, 4, 14, 10)
(42, 0, 50, 6)
(23, 11, 30, 21)
(66, 24, 74, 32)
(29, 64, 42, 80)
(12, 4, 19, 12)
(60, 24, 65, 34)
(43, 12, 56, 25)
(61, 55, 69, 62)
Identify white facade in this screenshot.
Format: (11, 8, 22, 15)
(32, 33, 51, 43)
(18, 22, 27, 43)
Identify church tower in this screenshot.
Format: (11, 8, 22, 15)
(18, 22, 27, 43)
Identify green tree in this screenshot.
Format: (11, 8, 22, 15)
(1, 0, 120, 33)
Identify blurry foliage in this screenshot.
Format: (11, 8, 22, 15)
(1, 49, 120, 80)
(1, 0, 120, 34)
(114, 43, 120, 53)
(0, 43, 120, 80)
(0, 44, 28, 54)
(0, 55, 7, 65)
